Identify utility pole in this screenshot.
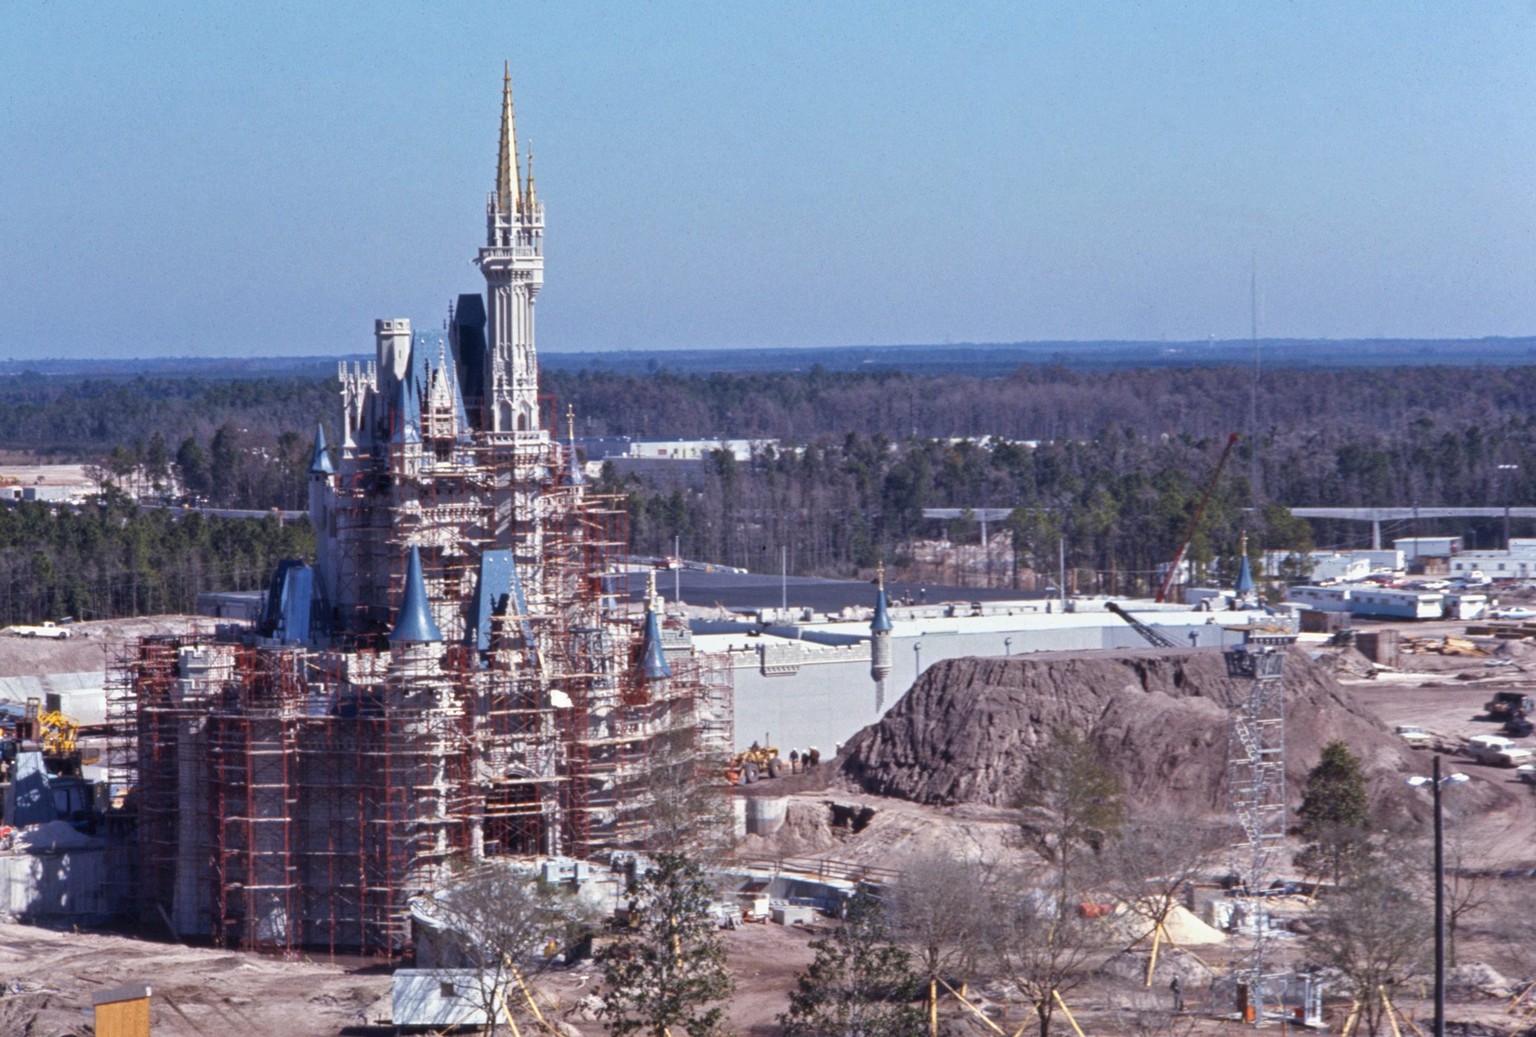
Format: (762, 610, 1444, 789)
(1498, 464, 1519, 549)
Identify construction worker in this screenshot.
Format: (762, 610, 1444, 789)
(1170, 977, 1184, 1012)
(788, 748, 800, 774)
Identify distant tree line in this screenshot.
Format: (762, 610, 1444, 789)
(0, 492, 312, 625)
(546, 363, 1536, 446)
(560, 364, 1536, 586)
(3, 363, 1535, 605)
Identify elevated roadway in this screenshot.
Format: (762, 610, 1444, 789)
(1286, 507, 1536, 548)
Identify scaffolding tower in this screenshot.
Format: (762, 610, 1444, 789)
(1222, 630, 1296, 1026)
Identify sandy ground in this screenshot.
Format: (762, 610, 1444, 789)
(1330, 622, 1536, 872)
(0, 921, 394, 1036)
(0, 615, 215, 680)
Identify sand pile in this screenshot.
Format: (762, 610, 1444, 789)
(838, 647, 1486, 825)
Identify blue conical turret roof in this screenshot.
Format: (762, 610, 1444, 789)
(1235, 553, 1255, 596)
(1234, 531, 1256, 597)
(308, 424, 335, 475)
(390, 547, 442, 643)
(871, 564, 893, 633)
(392, 374, 421, 445)
(640, 576, 672, 680)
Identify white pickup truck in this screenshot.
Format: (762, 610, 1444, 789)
(3, 621, 71, 639)
(1466, 734, 1516, 764)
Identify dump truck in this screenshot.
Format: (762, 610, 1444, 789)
(1484, 691, 1535, 720)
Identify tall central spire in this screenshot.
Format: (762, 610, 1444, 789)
(477, 64, 545, 437)
(496, 62, 521, 215)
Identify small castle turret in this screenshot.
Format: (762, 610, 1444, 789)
(640, 572, 672, 681)
(1234, 530, 1257, 607)
(870, 563, 893, 709)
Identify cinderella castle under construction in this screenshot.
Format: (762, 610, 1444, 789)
(107, 68, 732, 956)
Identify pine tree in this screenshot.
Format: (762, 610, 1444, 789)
(601, 853, 732, 1037)
(780, 890, 923, 1037)
(1295, 740, 1372, 884)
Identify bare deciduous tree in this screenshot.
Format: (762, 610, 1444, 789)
(1309, 860, 1430, 1037)
(887, 849, 988, 1036)
(422, 861, 583, 1036)
(1102, 816, 1227, 984)
(984, 865, 1110, 1037)
(621, 713, 736, 858)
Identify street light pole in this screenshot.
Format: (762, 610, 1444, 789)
(1408, 756, 1469, 1037)
(1432, 754, 1446, 1037)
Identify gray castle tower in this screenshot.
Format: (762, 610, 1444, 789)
(870, 563, 893, 710)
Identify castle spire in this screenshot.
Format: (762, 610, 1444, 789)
(563, 404, 585, 487)
(496, 62, 521, 215)
(525, 142, 536, 209)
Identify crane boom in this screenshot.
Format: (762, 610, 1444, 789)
(1105, 601, 1179, 648)
(1155, 432, 1241, 603)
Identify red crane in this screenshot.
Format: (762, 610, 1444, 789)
(1155, 432, 1241, 603)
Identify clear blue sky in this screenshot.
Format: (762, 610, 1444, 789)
(3, 2, 1533, 358)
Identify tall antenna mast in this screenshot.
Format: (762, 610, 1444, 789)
(1250, 253, 1260, 510)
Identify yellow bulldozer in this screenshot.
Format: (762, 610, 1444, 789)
(725, 743, 784, 785)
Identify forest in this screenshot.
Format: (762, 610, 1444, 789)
(0, 490, 312, 625)
(0, 360, 1532, 619)
(560, 363, 1536, 591)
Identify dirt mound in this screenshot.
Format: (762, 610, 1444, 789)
(838, 647, 1481, 825)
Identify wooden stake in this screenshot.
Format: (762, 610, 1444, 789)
(937, 977, 1007, 1036)
(1053, 989, 1088, 1037)
(1145, 924, 1163, 987)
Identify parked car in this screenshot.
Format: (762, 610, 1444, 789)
(1395, 724, 1433, 749)
(1516, 762, 1536, 785)
(1490, 606, 1536, 620)
(1504, 714, 1534, 738)
(1491, 748, 1535, 768)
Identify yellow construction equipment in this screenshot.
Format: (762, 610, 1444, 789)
(18, 698, 83, 768)
(725, 743, 784, 785)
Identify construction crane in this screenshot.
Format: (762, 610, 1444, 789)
(1105, 601, 1179, 648)
(1155, 432, 1241, 603)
